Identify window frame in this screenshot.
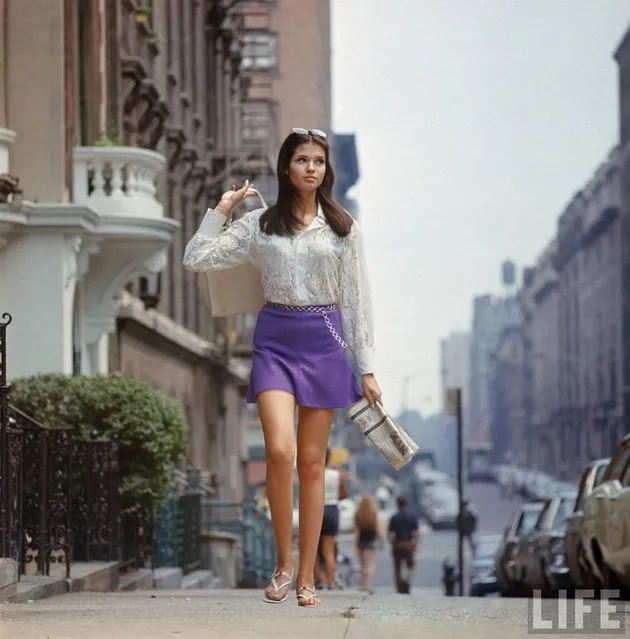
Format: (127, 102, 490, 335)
(240, 30, 278, 72)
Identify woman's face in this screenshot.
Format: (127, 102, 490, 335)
(287, 140, 326, 193)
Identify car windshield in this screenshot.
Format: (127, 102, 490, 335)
(518, 507, 542, 534)
(593, 463, 607, 488)
(475, 537, 500, 557)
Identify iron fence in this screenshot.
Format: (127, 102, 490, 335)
(11, 406, 73, 578)
(0, 311, 146, 580)
(201, 498, 276, 586)
(71, 439, 119, 564)
(119, 508, 154, 573)
(154, 467, 202, 575)
(0, 313, 22, 569)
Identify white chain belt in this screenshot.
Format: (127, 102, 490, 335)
(265, 302, 348, 349)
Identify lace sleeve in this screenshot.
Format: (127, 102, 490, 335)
(182, 208, 256, 271)
(339, 220, 376, 375)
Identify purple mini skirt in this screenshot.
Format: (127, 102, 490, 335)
(246, 303, 363, 408)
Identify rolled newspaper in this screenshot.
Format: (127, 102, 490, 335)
(347, 398, 419, 470)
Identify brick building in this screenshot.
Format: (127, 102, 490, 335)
(0, 0, 343, 500)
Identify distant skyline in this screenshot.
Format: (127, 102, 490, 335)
(331, 0, 629, 418)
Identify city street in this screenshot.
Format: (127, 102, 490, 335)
(338, 481, 523, 592)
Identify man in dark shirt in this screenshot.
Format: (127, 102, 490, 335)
(388, 495, 420, 593)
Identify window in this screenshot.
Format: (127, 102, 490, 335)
(241, 31, 277, 71)
(603, 441, 630, 482)
(620, 460, 630, 488)
(241, 100, 276, 147)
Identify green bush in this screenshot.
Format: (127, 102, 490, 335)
(9, 373, 189, 514)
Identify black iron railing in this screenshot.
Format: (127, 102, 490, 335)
(12, 406, 73, 578)
(0, 313, 23, 568)
(0, 312, 142, 580)
(154, 467, 202, 575)
(0, 313, 209, 582)
(71, 439, 119, 564)
(119, 508, 154, 573)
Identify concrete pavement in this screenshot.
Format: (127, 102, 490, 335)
(4, 588, 628, 638)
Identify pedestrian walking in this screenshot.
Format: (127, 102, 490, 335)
(182, 128, 381, 608)
(313, 449, 348, 589)
(353, 494, 381, 591)
(388, 495, 420, 594)
(458, 499, 478, 555)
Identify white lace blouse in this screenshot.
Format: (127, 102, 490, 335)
(182, 205, 376, 375)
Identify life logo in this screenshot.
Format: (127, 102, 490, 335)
(528, 589, 626, 635)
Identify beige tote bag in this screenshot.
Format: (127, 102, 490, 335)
(197, 189, 268, 318)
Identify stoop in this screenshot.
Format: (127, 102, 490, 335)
(0, 559, 18, 601)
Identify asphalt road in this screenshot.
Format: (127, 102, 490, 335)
(338, 480, 523, 593)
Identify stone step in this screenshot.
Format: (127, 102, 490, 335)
(181, 569, 219, 590)
(153, 567, 182, 589)
(117, 569, 154, 592)
(0, 559, 18, 602)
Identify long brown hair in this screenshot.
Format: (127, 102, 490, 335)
(259, 130, 353, 237)
(354, 494, 378, 531)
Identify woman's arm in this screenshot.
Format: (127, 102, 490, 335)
(338, 221, 375, 374)
(182, 208, 258, 272)
(183, 180, 260, 272)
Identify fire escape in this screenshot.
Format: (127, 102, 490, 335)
(205, 0, 276, 201)
(206, 0, 278, 356)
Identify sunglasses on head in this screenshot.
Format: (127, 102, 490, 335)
(291, 127, 327, 139)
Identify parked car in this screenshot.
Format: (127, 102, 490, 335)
(425, 484, 459, 529)
(495, 501, 544, 596)
(582, 434, 630, 595)
(564, 458, 609, 590)
(469, 533, 503, 596)
(514, 490, 577, 596)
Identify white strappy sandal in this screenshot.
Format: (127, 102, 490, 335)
(262, 567, 295, 603)
(296, 586, 321, 607)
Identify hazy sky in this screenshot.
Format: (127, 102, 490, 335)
(331, 0, 629, 417)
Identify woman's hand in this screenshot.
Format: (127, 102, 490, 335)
(215, 179, 259, 216)
(362, 373, 382, 408)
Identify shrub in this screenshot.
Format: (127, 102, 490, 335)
(9, 373, 189, 514)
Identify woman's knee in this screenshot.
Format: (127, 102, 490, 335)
(296, 447, 325, 481)
(265, 442, 295, 471)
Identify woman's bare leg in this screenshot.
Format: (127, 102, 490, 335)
(295, 406, 334, 606)
(258, 390, 297, 601)
(364, 549, 376, 588)
(320, 535, 336, 588)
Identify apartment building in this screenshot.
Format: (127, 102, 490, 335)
(467, 294, 521, 446)
(616, 26, 630, 444)
(440, 330, 471, 430)
(519, 148, 623, 479)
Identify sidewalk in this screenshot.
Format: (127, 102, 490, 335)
(0, 587, 605, 639)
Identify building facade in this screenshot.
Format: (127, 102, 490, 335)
(615, 26, 630, 444)
(519, 147, 623, 479)
(0, 0, 310, 503)
(468, 294, 521, 446)
(489, 326, 526, 465)
(440, 330, 471, 428)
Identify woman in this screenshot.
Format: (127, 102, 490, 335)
(314, 448, 348, 589)
(354, 494, 380, 591)
(183, 128, 381, 608)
